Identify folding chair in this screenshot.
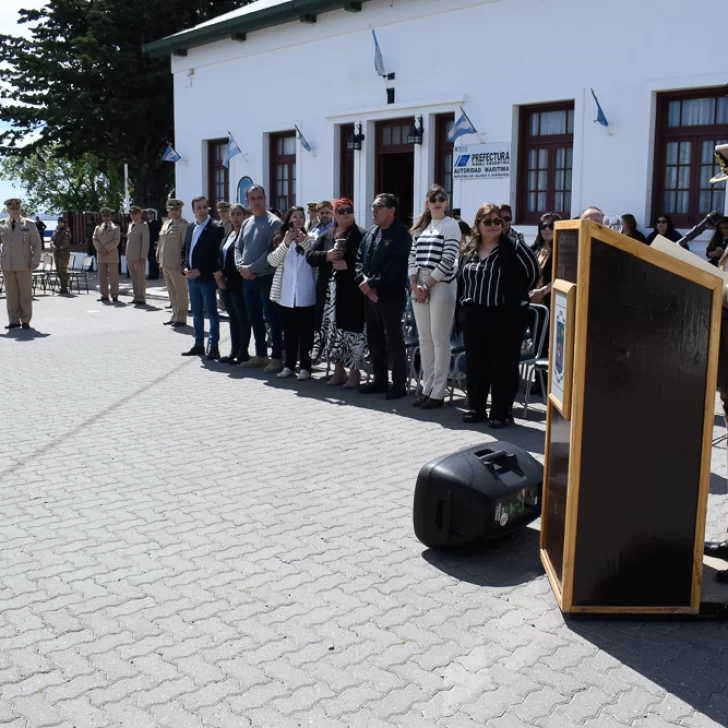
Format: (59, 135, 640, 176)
(68, 255, 93, 294)
(519, 303, 550, 418)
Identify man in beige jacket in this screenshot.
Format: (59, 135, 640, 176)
(0, 198, 42, 329)
(126, 205, 150, 306)
(157, 199, 189, 327)
(92, 208, 121, 302)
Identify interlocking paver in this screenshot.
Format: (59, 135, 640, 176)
(1, 290, 727, 728)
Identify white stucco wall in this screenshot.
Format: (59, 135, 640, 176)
(168, 0, 728, 246)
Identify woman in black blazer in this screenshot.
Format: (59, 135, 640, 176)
(306, 198, 366, 388)
(215, 204, 252, 364)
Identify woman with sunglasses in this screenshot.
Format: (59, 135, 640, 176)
(268, 206, 316, 380)
(646, 213, 682, 245)
(529, 213, 560, 308)
(408, 184, 461, 409)
(706, 216, 728, 266)
(306, 198, 366, 388)
(458, 203, 539, 427)
(499, 204, 524, 245)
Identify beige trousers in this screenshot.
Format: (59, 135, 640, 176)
(163, 266, 188, 324)
(98, 262, 119, 300)
(127, 261, 146, 303)
(4, 270, 33, 324)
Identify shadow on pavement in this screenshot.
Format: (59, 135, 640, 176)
(710, 472, 727, 495)
(3, 328, 51, 340)
(568, 618, 728, 726)
(421, 526, 543, 587)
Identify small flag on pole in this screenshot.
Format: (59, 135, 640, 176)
(161, 144, 180, 162)
(448, 107, 478, 142)
(223, 132, 241, 168)
(295, 125, 312, 153)
(371, 28, 386, 77)
(590, 89, 609, 127)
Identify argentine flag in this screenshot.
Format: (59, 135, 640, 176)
(372, 29, 386, 77)
(448, 112, 477, 142)
(161, 145, 180, 163)
(296, 126, 312, 153)
(223, 133, 241, 168)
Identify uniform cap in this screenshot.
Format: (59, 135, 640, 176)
(4, 198, 21, 208)
(99, 207, 113, 215)
(307, 202, 318, 212)
(711, 144, 728, 184)
(216, 201, 231, 211)
(166, 198, 184, 209)
(129, 205, 143, 214)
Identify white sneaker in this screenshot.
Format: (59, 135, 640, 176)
(297, 369, 311, 381)
(277, 367, 294, 379)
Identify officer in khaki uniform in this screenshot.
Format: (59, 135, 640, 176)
(125, 205, 150, 305)
(157, 199, 190, 327)
(0, 198, 42, 329)
(93, 207, 121, 302)
(217, 201, 233, 236)
(49, 217, 72, 294)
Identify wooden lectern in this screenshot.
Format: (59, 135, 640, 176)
(541, 220, 723, 615)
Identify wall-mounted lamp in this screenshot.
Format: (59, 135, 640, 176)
(347, 123, 366, 151)
(407, 116, 424, 145)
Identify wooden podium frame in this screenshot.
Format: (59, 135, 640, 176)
(541, 220, 723, 615)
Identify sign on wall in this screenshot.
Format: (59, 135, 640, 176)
(453, 142, 511, 180)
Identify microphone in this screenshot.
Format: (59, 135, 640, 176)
(676, 211, 722, 248)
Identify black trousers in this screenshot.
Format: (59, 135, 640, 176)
(365, 296, 407, 385)
(460, 304, 528, 420)
(280, 305, 315, 371)
(220, 287, 251, 361)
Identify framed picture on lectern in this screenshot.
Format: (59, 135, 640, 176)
(548, 279, 576, 418)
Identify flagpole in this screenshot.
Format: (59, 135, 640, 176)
(458, 106, 478, 135)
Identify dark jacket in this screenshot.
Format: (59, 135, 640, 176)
(646, 228, 682, 246)
(626, 229, 647, 244)
(354, 218, 412, 300)
(219, 229, 243, 291)
(181, 218, 225, 281)
(307, 224, 366, 333)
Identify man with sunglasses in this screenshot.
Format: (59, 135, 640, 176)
(499, 204, 525, 246)
(355, 193, 412, 399)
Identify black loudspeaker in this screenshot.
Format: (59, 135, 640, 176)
(413, 442, 543, 549)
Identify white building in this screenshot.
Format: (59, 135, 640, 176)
(145, 0, 728, 246)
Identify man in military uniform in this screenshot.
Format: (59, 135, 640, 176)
(306, 202, 319, 232)
(49, 216, 72, 294)
(93, 207, 121, 302)
(217, 201, 233, 236)
(157, 199, 189, 327)
(0, 198, 42, 329)
(126, 205, 150, 306)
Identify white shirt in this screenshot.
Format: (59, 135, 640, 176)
(222, 230, 237, 263)
(279, 243, 316, 308)
(189, 216, 210, 267)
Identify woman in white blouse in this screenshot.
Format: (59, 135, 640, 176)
(267, 206, 316, 380)
(408, 184, 462, 409)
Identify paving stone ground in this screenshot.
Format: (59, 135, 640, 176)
(1, 282, 728, 728)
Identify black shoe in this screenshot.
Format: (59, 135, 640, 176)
(235, 356, 250, 365)
(21, 323, 31, 329)
(5, 322, 20, 330)
(717, 569, 728, 584)
(163, 320, 174, 326)
(171, 322, 187, 328)
(489, 418, 513, 430)
(412, 394, 428, 407)
(134, 302, 146, 307)
(704, 541, 728, 561)
(386, 385, 407, 400)
(98, 297, 110, 302)
(218, 355, 236, 364)
(182, 345, 205, 357)
(206, 347, 220, 361)
(359, 381, 389, 394)
(112, 298, 119, 303)
(463, 410, 487, 423)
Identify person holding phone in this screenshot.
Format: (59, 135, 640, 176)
(306, 198, 366, 387)
(408, 184, 461, 409)
(268, 206, 316, 380)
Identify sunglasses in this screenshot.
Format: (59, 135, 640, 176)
(335, 207, 354, 215)
(371, 204, 390, 210)
(657, 219, 668, 224)
(428, 195, 448, 204)
(481, 217, 503, 227)
(501, 215, 512, 222)
(539, 223, 555, 231)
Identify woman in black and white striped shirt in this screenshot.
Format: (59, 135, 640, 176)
(408, 184, 462, 409)
(458, 202, 539, 427)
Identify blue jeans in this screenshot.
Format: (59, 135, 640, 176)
(188, 278, 219, 349)
(243, 274, 282, 359)
(220, 286, 251, 360)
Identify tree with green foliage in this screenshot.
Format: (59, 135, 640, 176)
(0, 0, 250, 210)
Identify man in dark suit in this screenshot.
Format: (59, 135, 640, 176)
(355, 193, 412, 400)
(180, 195, 225, 360)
